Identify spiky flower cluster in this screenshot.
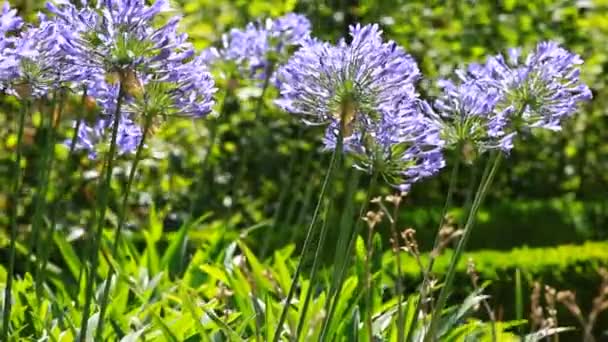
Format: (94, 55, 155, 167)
(73, 116, 143, 159)
(43, 0, 217, 156)
(0, 3, 72, 97)
(277, 24, 445, 189)
(0, 2, 23, 91)
(486, 42, 592, 131)
(218, 13, 311, 83)
(422, 72, 516, 157)
(429, 41, 592, 158)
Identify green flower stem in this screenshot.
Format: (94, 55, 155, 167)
(389, 200, 406, 342)
(319, 170, 379, 341)
(2, 100, 29, 341)
(79, 86, 125, 342)
(424, 152, 502, 342)
(94, 113, 152, 341)
(272, 139, 342, 342)
(364, 208, 375, 342)
(45, 89, 87, 303)
(406, 157, 461, 340)
(33, 91, 65, 299)
(294, 150, 351, 341)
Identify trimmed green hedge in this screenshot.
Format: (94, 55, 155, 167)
(383, 241, 608, 338)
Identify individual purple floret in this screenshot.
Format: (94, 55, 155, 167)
(277, 23, 444, 189)
(0, 1, 21, 34)
(220, 13, 311, 83)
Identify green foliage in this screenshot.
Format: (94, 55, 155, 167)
(3, 218, 566, 341)
(385, 241, 608, 339)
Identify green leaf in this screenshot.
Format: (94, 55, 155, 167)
(53, 234, 81, 281)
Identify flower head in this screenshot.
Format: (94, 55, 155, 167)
(277, 24, 420, 126)
(424, 75, 515, 157)
(71, 116, 143, 159)
(5, 13, 77, 98)
(324, 96, 445, 190)
(485, 41, 592, 131)
(48, 0, 193, 78)
(219, 13, 311, 82)
(0, 2, 23, 92)
(429, 41, 592, 158)
(278, 23, 443, 189)
(134, 52, 217, 118)
(51, 0, 217, 156)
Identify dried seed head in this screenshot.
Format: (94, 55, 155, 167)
(363, 210, 384, 229)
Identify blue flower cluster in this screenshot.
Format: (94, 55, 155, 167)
(212, 13, 311, 84)
(426, 42, 592, 158)
(0, 2, 592, 190)
(1, 0, 217, 157)
(276, 24, 444, 190)
(0, 2, 23, 93)
(276, 25, 591, 189)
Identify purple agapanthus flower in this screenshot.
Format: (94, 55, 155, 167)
(277, 24, 421, 125)
(48, 0, 217, 156)
(5, 13, 77, 98)
(0, 2, 23, 91)
(48, 0, 216, 116)
(48, 0, 192, 76)
(277, 23, 444, 189)
(219, 13, 311, 83)
(324, 96, 445, 190)
(429, 41, 592, 158)
(484, 41, 592, 131)
(423, 76, 516, 154)
(72, 116, 143, 159)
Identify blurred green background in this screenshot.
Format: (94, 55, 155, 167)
(1, 0, 607, 339)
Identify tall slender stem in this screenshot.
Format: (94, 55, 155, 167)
(33, 91, 65, 299)
(424, 152, 502, 342)
(389, 200, 406, 342)
(271, 142, 341, 342)
(2, 100, 29, 341)
(94, 113, 152, 341)
(45, 89, 87, 300)
(79, 86, 125, 342)
(319, 170, 379, 341)
(364, 213, 375, 342)
(406, 158, 461, 340)
(294, 160, 356, 341)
